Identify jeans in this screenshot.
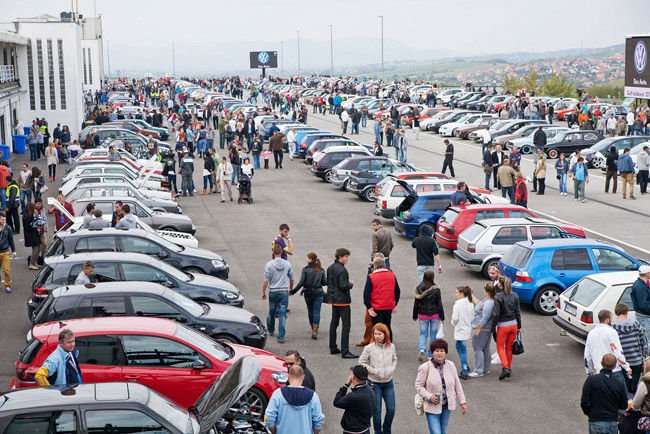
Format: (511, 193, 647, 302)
(441, 157, 455, 177)
(372, 380, 395, 434)
(362, 115, 367, 128)
(558, 173, 567, 194)
(330, 305, 351, 353)
(419, 319, 440, 355)
(252, 153, 261, 169)
(273, 150, 283, 168)
(342, 121, 348, 134)
(231, 164, 239, 184)
(501, 185, 514, 203)
(352, 122, 359, 134)
(574, 179, 586, 200)
(197, 139, 207, 156)
(219, 133, 226, 149)
(267, 291, 288, 340)
(588, 421, 618, 434)
(471, 330, 492, 374)
(0, 190, 6, 209)
(167, 174, 178, 194)
(425, 406, 451, 434)
(639, 170, 649, 194)
(496, 324, 518, 369)
(203, 175, 213, 190)
(304, 295, 323, 325)
(484, 172, 491, 190)
(20, 190, 33, 213)
(455, 340, 469, 375)
(29, 143, 37, 161)
(636, 315, 650, 351)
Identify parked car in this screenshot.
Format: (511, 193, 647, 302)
(11, 317, 286, 418)
(488, 119, 548, 141)
(544, 130, 604, 159)
(60, 174, 174, 200)
(553, 271, 639, 344)
(393, 192, 456, 239)
(45, 228, 228, 278)
(454, 218, 586, 278)
(581, 136, 650, 168)
(505, 127, 570, 154)
(128, 118, 170, 140)
(438, 113, 494, 137)
(427, 110, 479, 134)
(437, 88, 463, 105)
(419, 110, 454, 131)
(105, 120, 162, 140)
(66, 183, 181, 214)
(27, 251, 242, 318)
(499, 239, 647, 315)
(307, 138, 369, 164)
(330, 156, 415, 190)
(456, 117, 500, 139)
(32, 282, 265, 347)
(345, 159, 417, 201)
(311, 146, 373, 181)
(61, 162, 167, 188)
(73, 148, 163, 175)
(435, 205, 538, 250)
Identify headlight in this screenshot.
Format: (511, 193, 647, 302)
(271, 371, 288, 384)
(211, 259, 224, 267)
(224, 291, 238, 300)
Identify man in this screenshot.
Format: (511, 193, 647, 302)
(75, 261, 94, 285)
(637, 145, 650, 194)
(449, 182, 469, 207)
(411, 224, 443, 282)
(273, 223, 294, 261)
(371, 219, 393, 269)
(108, 145, 120, 161)
(265, 365, 324, 434)
(571, 156, 589, 203)
(115, 204, 137, 229)
(497, 158, 517, 203)
(18, 164, 32, 214)
(35, 329, 82, 386)
(111, 201, 123, 227)
(374, 120, 384, 146)
(482, 143, 495, 190)
(88, 209, 110, 229)
(509, 145, 521, 172)
(328, 248, 357, 359)
(0, 212, 15, 293)
(333, 365, 375, 434)
(180, 148, 195, 197)
(284, 350, 316, 391)
(0, 161, 10, 209)
(604, 146, 618, 194)
(584, 310, 631, 390)
(395, 129, 408, 163)
(262, 245, 294, 344)
(618, 147, 636, 200)
(5, 176, 20, 234)
(340, 109, 350, 134)
(514, 172, 528, 208)
(287, 128, 297, 161)
(492, 144, 505, 189)
(612, 303, 647, 394)
(441, 139, 455, 177)
(270, 130, 285, 169)
(48, 192, 75, 231)
(531, 127, 547, 192)
(363, 256, 400, 339)
(630, 265, 650, 345)
(580, 354, 628, 434)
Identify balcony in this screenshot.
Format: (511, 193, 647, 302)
(0, 65, 18, 90)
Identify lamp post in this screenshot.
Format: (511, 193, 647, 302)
(297, 30, 301, 80)
(378, 15, 384, 81)
(329, 24, 333, 77)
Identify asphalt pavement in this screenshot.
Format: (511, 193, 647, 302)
(3, 111, 648, 433)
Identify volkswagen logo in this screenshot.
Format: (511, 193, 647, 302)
(257, 51, 270, 65)
(635, 40, 647, 74)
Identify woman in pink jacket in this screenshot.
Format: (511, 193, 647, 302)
(415, 339, 468, 434)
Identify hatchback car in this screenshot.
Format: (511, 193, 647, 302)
(393, 192, 455, 239)
(436, 204, 538, 250)
(67, 183, 181, 214)
(60, 175, 173, 201)
(331, 156, 415, 190)
(28, 252, 242, 318)
(553, 271, 639, 344)
(311, 146, 373, 181)
(46, 228, 228, 278)
(307, 138, 369, 165)
(11, 317, 286, 418)
(499, 239, 647, 315)
(61, 162, 166, 188)
(454, 218, 586, 278)
(32, 282, 265, 347)
(581, 136, 650, 169)
(544, 130, 604, 159)
(346, 160, 418, 201)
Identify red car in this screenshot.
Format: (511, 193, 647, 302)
(436, 204, 538, 250)
(12, 317, 287, 417)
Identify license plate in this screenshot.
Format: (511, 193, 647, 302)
(564, 303, 577, 316)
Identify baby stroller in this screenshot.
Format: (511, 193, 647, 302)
(237, 173, 253, 204)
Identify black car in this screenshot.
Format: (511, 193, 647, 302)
(467, 94, 492, 111)
(581, 136, 650, 168)
(46, 228, 229, 279)
(429, 111, 478, 133)
(32, 282, 266, 348)
(346, 159, 417, 202)
(457, 93, 485, 109)
(544, 130, 604, 159)
(311, 147, 372, 181)
(0, 357, 265, 434)
(27, 252, 243, 319)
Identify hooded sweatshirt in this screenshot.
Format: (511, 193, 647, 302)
(265, 386, 324, 433)
(612, 318, 648, 366)
(264, 258, 294, 292)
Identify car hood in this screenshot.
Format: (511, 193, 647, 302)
(151, 211, 192, 224)
(202, 303, 257, 323)
(183, 246, 223, 261)
(189, 272, 237, 293)
(195, 355, 261, 432)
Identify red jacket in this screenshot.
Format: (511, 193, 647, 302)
(515, 178, 528, 202)
(364, 269, 401, 310)
(0, 166, 10, 189)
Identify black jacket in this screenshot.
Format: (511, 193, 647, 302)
(491, 291, 522, 333)
(483, 149, 494, 166)
(533, 129, 547, 148)
(326, 260, 353, 304)
(291, 263, 326, 297)
(334, 382, 375, 432)
(606, 148, 618, 171)
(580, 369, 627, 422)
(412, 282, 445, 320)
(23, 213, 40, 248)
(204, 157, 215, 172)
(299, 357, 316, 391)
(411, 225, 439, 266)
(373, 145, 384, 157)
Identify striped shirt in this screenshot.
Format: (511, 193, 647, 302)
(613, 319, 648, 366)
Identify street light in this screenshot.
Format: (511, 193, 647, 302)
(297, 30, 301, 80)
(378, 15, 384, 81)
(328, 24, 333, 77)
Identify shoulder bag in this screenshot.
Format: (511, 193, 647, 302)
(512, 331, 524, 355)
(414, 362, 431, 415)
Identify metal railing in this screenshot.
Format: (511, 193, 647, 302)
(0, 65, 16, 84)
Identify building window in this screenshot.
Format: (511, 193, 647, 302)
(47, 40, 55, 110)
(36, 39, 45, 110)
(83, 48, 87, 85)
(26, 42, 35, 110)
(88, 48, 93, 85)
(57, 40, 66, 110)
(0, 115, 5, 145)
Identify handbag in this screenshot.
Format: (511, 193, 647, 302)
(414, 362, 431, 415)
(322, 290, 333, 304)
(435, 326, 445, 340)
(39, 185, 49, 194)
(618, 410, 644, 434)
(512, 331, 524, 355)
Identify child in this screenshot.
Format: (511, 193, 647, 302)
(262, 148, 272, 169)
(451, 286, 475, 380)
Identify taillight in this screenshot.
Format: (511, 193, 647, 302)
(447, 226, 455, 234)
(314, 162, 320, 169)
(16, 366, 38, 382)
(581, 311, 593, 324)
(33, 287, 48, 296)
(300, 144, 307, 149)
(556, 299, 561, 310)
(515, 271, 533, 282)
(382, 200, 387, 209)
(467, 244, 476, 253)
(403, 211, 411, 220)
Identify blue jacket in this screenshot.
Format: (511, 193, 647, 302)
(38, 345, 82, 385)
(265, 386, 324, 433)
(570, 163, 588, 181)
(631, 278, 650, 316)
(618, 154, 635, 174)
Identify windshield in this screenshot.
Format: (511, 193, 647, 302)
(174, 324, 230, 361)
(147, 388, 194, 431)
(490, 121, 509, 131)
(593, 138, 615, 152)
(165, 290, 204, 317)
(565, 278, 607, 307)
(461, 223, 485, 241)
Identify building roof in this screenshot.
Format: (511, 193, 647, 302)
(0, 31, 28, 45)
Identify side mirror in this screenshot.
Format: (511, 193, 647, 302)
(163, 279, 175, 288)
(175, 315, 188, 323)
(192, 360, 206, 370)
(157, 250, 169, 259)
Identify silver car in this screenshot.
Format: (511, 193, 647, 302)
(66, 183, 181, 214)
(454, 218, 584, 278)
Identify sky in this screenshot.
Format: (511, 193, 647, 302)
(2, 0, 650, 74)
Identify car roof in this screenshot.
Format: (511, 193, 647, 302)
(0, 383, 151, 411)
(55, 227, 151, 239)
(449, 204, 527, 211)
(474, 217, 559, 227)
(322, 146, 368, 153)
(46, 251, 157, 265)
(51, 281, 167, 298)
(32, 316, 178, 343)
(515, 238, 613, 249)
(578, 271, 639, 285)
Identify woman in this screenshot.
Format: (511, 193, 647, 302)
(533, 149, 546, 195)
(32, 198, 48, 266)
(415, 339, 468, 434)
(469, 284, 496, 377)
(240, 157, 254, 179)
(290, 252, 326, 339)
(412, 108, 420, 141)
(631, 357, 650, 413)
(555, 153, 569, 196)
(492, 276, 522, 381)
(216, 156, 233, 203)
(59, 125, 71, 159)
(44, 141, 59, 182)
(206, 125, 215, 151)
(202, 151, 215, 195)
(451, 286, 474, 380)
(360, 323, 397, 434)
(413, 270, 445, 363)
(23, 202, 41, 270)
(373, 140, 384, 157)
(31, 167, 45, 200)
(250, 134, 262, 169)
(229, 145, 241, 186)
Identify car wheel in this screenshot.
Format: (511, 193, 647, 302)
(159, 226, 179, 232)
(324, 171, 333, 182)
(152, 207, 166, 213)
(592, 156, 605, 169)
(183, 267, 204, 274)
(481, 259, 500, 279)
(417, 223, 435, 237)
(233, 386, 268, 420)
(341, 179, 349, 190)
(520, 145, 532, 155)
(533, 286, 560, 316)
(213, 333, 241, 344)
(547, 148, 559, 159)
(364, 187, 376, 202)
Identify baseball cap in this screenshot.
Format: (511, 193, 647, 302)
(351, 365, 368, 381)
(639, 265, 650, 275)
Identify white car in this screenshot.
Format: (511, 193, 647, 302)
(419, 110, 456, 131)
(60, 176, 175, 201)
(553, 271, 638, 344)
(438, 114, 495, 137)
(61, 164, 165, 189)
(437, 88, 463, 105)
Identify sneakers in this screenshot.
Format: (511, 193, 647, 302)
(5, 287, 11, 293)
(498, 368, 511, 381)
(468, 372, 484, 378)
(417, 351, 427, 363)
(459, 372, 469, 380)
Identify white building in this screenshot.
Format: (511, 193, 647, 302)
(0, 32, 28, 147)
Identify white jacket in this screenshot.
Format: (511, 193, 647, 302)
(451, 298, 474, 341)
(217, 162, 233, 181)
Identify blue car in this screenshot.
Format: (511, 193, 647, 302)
(499, 239, 647, 316)
(393, 192, 454, 239)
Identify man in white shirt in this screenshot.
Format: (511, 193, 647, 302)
(627, 111, 636, 136)
(340, 110, 350, 134)
(287, 128, 296, 161)
(584, 309, 631, 389)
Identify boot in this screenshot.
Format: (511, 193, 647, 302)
(311, 324, 318, 340)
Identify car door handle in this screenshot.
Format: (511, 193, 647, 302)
(124, 375, 140, 380)
(558, 273, 566, 277)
